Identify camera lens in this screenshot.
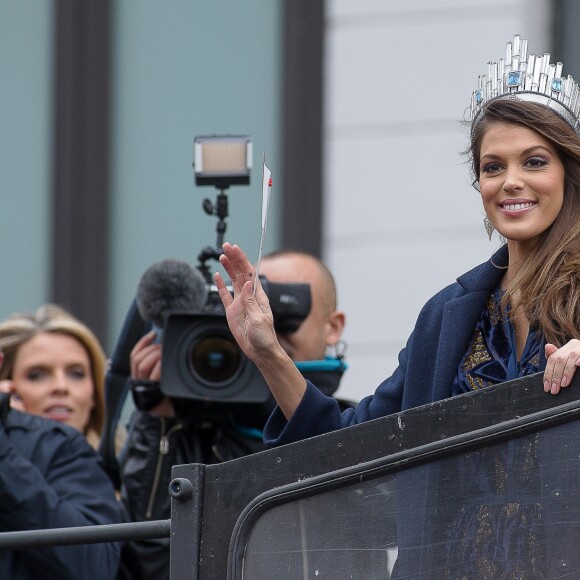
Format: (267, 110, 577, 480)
(162, 313, 271, 403)
(188, 334, 241, 386)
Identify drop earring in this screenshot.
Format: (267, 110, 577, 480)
(483, 215, 494, 241)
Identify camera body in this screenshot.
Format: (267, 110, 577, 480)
(159, 278, 311, 407)
(161, 312, 266, 403)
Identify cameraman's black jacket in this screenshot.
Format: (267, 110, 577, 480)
(118, 368, 353, 580)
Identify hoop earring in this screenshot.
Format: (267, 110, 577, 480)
(483, 215, 494, 241)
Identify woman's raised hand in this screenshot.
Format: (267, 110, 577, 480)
(214, 243, 279, 364)
(214, 243, 314, 421)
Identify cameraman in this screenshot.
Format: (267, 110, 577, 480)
(117, 250, 350, 579)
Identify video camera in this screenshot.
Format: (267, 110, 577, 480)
(132, 136, 311, 419)
(160, 277, 310, 408)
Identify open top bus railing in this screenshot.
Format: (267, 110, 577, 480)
(1, 371, 579, 579)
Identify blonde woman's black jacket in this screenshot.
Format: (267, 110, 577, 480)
(0, 407, 122, 579)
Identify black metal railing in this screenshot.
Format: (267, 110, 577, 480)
(1, 372, 579, 579)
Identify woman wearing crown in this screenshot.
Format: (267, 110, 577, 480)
(216, 35, 580, 576)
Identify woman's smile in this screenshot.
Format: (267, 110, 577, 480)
(499, 199, 536, 213)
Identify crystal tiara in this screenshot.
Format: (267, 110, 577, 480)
(470, 34, 580, 134)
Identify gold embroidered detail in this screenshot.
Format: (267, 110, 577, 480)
(528, 351, 540, 368)
(462, 329, 492, 390)
(440, 438, 545, 578)
(466, 373, 487, 391)
(487, 293, 502, 325)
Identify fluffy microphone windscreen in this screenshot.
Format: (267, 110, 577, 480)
(136, 259, 208, 328)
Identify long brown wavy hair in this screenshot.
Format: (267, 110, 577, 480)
(469, 99, 580, 347)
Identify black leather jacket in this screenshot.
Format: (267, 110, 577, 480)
(117, 368, 352, 579)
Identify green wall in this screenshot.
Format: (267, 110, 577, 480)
(0, 1, 53, 319)
(0, 1, 282, 354)
(108, 0, 282, 348)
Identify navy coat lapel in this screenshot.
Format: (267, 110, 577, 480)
(432, 246, 508, 401)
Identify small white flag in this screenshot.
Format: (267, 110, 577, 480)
(253, 155, 272, 296)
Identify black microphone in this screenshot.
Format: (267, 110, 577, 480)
(136, 258, 208, 340)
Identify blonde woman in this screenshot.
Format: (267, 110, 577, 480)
(0, 304, 106, 448)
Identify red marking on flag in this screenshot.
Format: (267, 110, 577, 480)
(268, 178, 273, 187)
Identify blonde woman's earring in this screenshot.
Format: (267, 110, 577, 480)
(484, 216, 494, 241)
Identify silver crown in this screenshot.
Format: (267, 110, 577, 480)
(470, 34, 580, 134)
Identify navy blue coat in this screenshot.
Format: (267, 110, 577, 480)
(264, 246, 547, 445)
(264, 246, 580, 577)
(0, 409, 121, 579)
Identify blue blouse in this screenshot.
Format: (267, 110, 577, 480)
(453, 288, 542, 395)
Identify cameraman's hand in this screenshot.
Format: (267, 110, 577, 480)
(131, 331, 162, 381)
(130, 331, 175, 417)
(215, 243, 307, 421)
